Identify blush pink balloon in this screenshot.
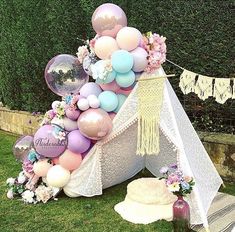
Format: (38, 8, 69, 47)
(92, 3, 127, 38)
(94, 36, 119, 60)
(99, 80, 120, 92)
(77, 108, 113, 140)
(116, 27, 142, 51)
(33, 159, 53, 177)
(131, 47, 148, 72)
(115, 88, 132, 96)
(52, 157, 60, 165)
(109, 112, 116, 120)
(59, 150, 82, 171)
(65, 108, 80, 121)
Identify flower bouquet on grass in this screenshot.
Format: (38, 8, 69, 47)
(160, 165, 195, 232)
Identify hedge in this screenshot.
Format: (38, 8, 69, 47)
(0, 0, 234, 131)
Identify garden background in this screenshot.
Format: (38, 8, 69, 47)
(0, 0, 234, 133)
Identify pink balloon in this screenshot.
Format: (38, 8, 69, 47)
(116, 88, 132, 96)
(99, 80, 120, 92)
(109, 112, 116, 120)
(65, 108, 80, 121)
(116, 27, 142, 51)
(77, 108, 113, 140)
(52, 157, 60, 165)
(92, 3, 127, 38)
(94, 36, 119, 60)
(33, 159, 53, 177)
(59, 150, 82, 171)
(131, 47, 148, 72)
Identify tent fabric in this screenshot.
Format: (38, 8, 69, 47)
(63, 67, 223, 228)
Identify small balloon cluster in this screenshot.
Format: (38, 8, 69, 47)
(7, 3, 167, 203)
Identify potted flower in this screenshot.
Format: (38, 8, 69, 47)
(160, 164, 195, 232)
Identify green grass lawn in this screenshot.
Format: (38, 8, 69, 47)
(0, 130, 234, 232)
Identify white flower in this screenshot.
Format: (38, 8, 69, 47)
(167, 182, 180, 192)
(35, 185, 53, 203)
(18, 172, 27, 184)
(90, 64, 98, 80)
(6, 177, 15, 186)
(22, 190, 35, 204)
(7, 189, 14, 199)
(76, 45, 89, 63)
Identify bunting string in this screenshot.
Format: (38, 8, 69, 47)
(166, 59, 235, 104)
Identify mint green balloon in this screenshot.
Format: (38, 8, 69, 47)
(98, 91, 118, 112)
(111, 50, 134, 73)
(114, 94, 127, 113)
(116, 70, 135, 88)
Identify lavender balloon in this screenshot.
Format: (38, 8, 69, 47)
(45, 54, 89, 96)
(131, 47, 148, 72)
(67, 130, 91, 154)
(13, 135, 34, 162)
(33, 125, 67, 158)
(92, 3, 127, 38)
(79, 82, 102, 98)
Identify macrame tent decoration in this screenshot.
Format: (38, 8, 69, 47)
(63, 67, 223, 230)
(137, 74, 165, 155)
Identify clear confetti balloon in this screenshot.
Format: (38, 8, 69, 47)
(45, 54, 89, 96)
(13, 135, 34, 162)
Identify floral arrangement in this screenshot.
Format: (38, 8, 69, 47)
(160, 164, 195, 196)
(141, 31, 167, 73)
(6, 160, 59, 204)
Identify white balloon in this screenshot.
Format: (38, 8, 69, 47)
(89, 97, 100, 109)
(63, 117, 78, 131)
(46, 165, 71, 188)
(87, 94, 98, 101)
(77, 98, 90, 111)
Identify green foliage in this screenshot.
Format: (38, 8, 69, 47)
(0, 1, 234, 130)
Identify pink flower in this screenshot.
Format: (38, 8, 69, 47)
(167, 173, 180, 185)
(184, 176, 192, 183)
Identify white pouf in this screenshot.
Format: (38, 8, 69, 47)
(114, 178, 177, 224)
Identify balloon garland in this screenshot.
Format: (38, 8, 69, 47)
(6, 3, 167, 204)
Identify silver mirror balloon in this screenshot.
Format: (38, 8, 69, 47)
(13, 135, 34, 162)
(45, 54, 89, 96)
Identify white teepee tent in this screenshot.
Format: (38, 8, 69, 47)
(63, 67, 223, 229)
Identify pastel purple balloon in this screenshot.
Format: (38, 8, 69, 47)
(79, 82, 102, 98)
(45, 54, 89, 96)
(63, 117, 78, 132)
(33, 125, 67, 158)
(131, 47, 148, 72)
(67, 130, 91, 154)
(65, 108, 80, 121)
(92, 3, 127, 38)
(13, 135, 34, 162)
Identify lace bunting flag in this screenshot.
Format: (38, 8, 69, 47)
(137, 75, 165, 156)
(179, 69, 197, 94)
(213, 78, 232, 104)
(194, 75, 213, 100)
